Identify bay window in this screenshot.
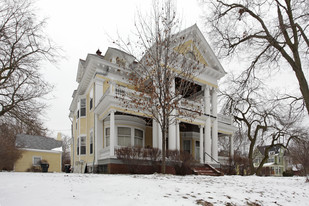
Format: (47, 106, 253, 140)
(134, 129, 143, 147)
(118, 127, 131, 147)
(106, 128, 110, 147)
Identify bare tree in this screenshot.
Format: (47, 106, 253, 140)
(114, 0, 204, 173)
(61, 134, 71, 171)
(289, 134, 309, 181)
(221, 78, 303, 175)
(0, 115, 46, 170)
(203, 0, 309, 115)
(0, 0, 56, 121)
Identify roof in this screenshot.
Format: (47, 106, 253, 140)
(257, 145, 282, 155)
(16, 134, 62, 151)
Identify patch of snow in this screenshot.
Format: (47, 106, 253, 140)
(263, 162, 274, 167)
(0, 173, 308, 206)
(52, 147, 63, 152)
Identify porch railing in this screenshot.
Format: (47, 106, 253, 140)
(204, 151, 221, 172)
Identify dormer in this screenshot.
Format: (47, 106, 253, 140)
(104, 47, 135, 68)
(76, 59, 86, 83)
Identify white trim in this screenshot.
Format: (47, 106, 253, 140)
(19, 148, 62, 154)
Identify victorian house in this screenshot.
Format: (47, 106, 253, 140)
(69, 25, 236, 173)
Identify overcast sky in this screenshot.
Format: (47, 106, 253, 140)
(36, 0, 204, 137)
(35, 0, 307, 138)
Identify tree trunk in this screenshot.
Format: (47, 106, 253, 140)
(248, 139, 256, 175)
(292, 65, 309, 116)
(161, 124, 166, 174)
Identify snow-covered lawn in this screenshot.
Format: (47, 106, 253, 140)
(0, 172, 308, 206)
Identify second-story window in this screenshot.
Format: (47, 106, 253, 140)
(90, 88, 93, 110)
(80, 99, 86, 117)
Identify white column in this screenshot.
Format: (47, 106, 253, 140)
(157, 123, 162, 150)
(205, 118, 211, 163)
(212, 119, 218, 162)
(152, 119, 158, 148)
(230, 134, 234, 158)
(212, 88, 218, 117)
(110, 110, 115, 157)
(199, 125, 204, 164)
(204, 86, 211, 163)
(95, 114, 103, 164)
(211, 88, 218, 162)
(176, 121, 180, 150)
(204, 86, 210, 115)
(168, 122, 176, 150)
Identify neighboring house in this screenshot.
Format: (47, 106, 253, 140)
(14, 134, 62, 172)
(69, 24, 236, 173)
(253, 145, 291, 176)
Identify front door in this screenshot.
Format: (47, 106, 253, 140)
(195, 141, 200, 161)
(183, 140, 191, 154)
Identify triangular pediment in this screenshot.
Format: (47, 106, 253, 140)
(174, 40, 208, 66)
(173, 24, 226, 74)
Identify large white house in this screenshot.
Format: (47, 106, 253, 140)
(69, 24, 236, 173)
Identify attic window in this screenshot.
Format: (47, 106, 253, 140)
(116, 57, 125, 67)
(186, 51, 196, 61)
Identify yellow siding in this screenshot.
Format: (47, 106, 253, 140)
(145, 126, 152, 148)
(79, 118, 86, 134)
(15, 150, 61, 172)
(103, 80, 109, 94)
(174, 40, 208, 66)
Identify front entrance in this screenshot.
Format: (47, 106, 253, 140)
(195, 141, 200, 161)
(183, 140, 191, 154)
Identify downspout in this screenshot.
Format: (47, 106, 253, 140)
(69, 117, 74, 172)
(92, 82, 96, 173)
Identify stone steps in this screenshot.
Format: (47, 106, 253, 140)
(192, 164, 223, 176)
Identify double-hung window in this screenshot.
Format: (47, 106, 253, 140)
(134, 129, 143, 147)
(118, 127, 131, 147)
(77, 137, 80, 155)
(90, 131, 93, 154)
(105, 128, 110, 147)
(80, 136, 86, 155)
(33, 156, 42, 166)
(89, 88, 93, 110)
(80, 99, 86, 117)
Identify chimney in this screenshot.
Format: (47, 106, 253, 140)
(57, 132, 62, 141)
(96, 49, 102, 56)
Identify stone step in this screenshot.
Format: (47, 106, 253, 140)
(192, 164, 224, 176)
